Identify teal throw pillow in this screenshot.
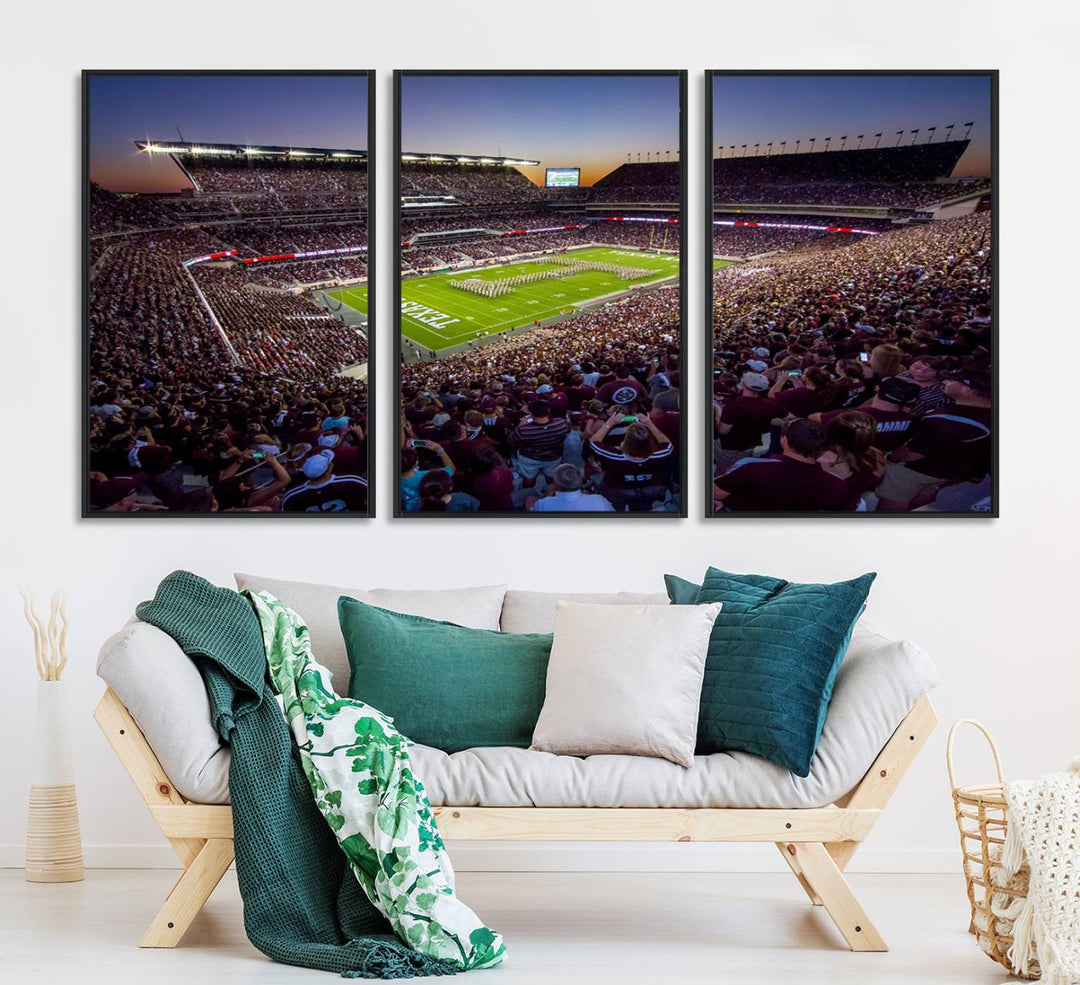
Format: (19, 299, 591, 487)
(339, 596, 552, 752)
(666, 567, 873, 776)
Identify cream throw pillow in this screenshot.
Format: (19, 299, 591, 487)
(531, 600, 722, 768)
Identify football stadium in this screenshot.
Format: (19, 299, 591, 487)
(708, 76, 993, 515)
(88, 86, 373, 514)
(396, 150, 683, 514)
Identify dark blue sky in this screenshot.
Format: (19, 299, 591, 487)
(401, 74, 680, 185)
(712, 74, 992, 176)
(89, 74, 369, 193)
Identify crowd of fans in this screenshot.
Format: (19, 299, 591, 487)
(712, 223, 870, 257)
(401, 163, 552, 204)
(182, 159, 366, 197)
(399, 287, 681, 513)
(713, 180, 989, 209)
(710, 212, 992, 512)
(88, 167, 371, 513)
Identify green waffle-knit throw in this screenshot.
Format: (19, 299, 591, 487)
(137, 571, 457, 979)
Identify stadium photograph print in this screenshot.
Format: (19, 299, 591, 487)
(707, 71, 996, 517)
(84, 70, 375, 516)
(395, 70, 686, 517)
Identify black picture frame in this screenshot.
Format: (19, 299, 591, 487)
(82, 69, 376, 518)
(704, 69, 998, 518)
(393, 69, 688, 519)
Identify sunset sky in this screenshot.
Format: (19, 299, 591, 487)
(712, 73, 993, 177)
(88, 74, 369, 193)
(400, 74, 681, 186)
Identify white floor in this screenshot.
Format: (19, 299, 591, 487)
(0, 869, 1012, 984)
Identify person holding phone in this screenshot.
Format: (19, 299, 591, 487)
(587, 408, 673, 512)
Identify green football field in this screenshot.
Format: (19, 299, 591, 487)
(328, 247, 679, 353)
(713, 258, 736, 270)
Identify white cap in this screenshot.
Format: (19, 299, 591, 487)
(302, 449, 334, 479)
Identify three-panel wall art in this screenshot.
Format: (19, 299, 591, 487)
(84, 69, 996, 518)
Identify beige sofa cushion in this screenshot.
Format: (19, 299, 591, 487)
(97, 612, 938, 808)
(499, 589, 669, 634)
(234, 573, 506, 691)
(97, 619, 231, 804)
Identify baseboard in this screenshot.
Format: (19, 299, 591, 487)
(0, 842, 956, 873)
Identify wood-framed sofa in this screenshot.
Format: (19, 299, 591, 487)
(94, 685, 937, 953)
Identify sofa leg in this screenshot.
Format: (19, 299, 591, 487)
(776, 841, 823, 905)
(139, 838, 235, 948)
(785, 842, 887, 952)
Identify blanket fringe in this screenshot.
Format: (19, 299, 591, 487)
(339, 940, 460, 978)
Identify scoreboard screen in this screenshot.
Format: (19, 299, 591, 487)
(545, 168, 580, 188)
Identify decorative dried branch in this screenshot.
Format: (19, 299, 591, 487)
(48, 594, 61, 681)
(56, 595, 70, 681)
(19, 587, 47, 681)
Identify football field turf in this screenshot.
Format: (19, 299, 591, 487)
(329, 247, 679, 353)
(713, 258, 736, 271)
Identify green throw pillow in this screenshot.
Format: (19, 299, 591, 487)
(338, 596, 553, 752)
(665, 567, 874, 776)
(663, 573, 701, 606)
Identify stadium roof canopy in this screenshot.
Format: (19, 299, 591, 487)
(135, 141, 367, 160)
(401, 152, 540, 166)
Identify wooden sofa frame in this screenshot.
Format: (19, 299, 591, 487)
(95, 687, 936, 952)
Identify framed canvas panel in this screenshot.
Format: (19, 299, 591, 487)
(706, 70, 997, 517)
(84, 70, 375, 516)
(394, 70, 687, 517)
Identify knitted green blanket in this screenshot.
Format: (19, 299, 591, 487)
(137, 571, 458, 979)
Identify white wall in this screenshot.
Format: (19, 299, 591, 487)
(2, 0, 1077, 873)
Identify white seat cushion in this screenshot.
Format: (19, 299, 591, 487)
(97, 608, 937, 808)
(97, 619, 231, 805)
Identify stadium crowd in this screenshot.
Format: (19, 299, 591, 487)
(713, 179, 988, 209)
(398, 287, 681, 513)
(88, 172, 371, 512)
(710, 212, 992, 512)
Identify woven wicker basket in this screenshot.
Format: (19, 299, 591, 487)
(947, 718, 1038, 979)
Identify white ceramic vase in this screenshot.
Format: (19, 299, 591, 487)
(25, 680, 84, 882)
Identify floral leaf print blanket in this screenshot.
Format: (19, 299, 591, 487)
(137, 571, 503, 979)
(246, 589, 505, 973)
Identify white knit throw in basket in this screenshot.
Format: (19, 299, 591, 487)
(998, 757, 1080, 985)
